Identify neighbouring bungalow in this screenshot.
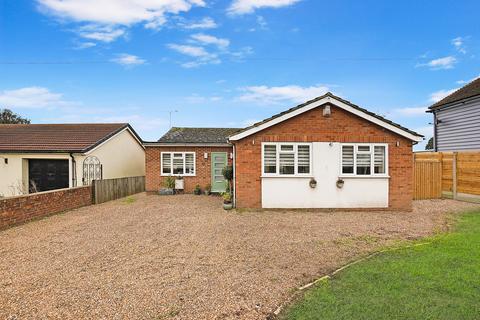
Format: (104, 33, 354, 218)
(0, 123, 145, 197)
(145, 92, 423, 210)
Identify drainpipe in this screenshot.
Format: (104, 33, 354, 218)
(232, 143, 236, 208)
(433, 111, 438, 152)
(70, 153, 77, 187)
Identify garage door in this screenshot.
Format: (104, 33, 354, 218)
(28, 159, 69, 193)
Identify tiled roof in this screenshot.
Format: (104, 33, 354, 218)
(0, 123, 132, 152)
(429, 77, 480, 109)
(157, 127, 240, 144)
(231, 92, 423, 139)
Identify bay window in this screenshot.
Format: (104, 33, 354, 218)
(161, 152, 195, 176)
(262, 143, 311, 176)
(341, 144, 387, 176)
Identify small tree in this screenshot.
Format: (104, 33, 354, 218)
(222, 165, 233, 195)
(425, 137, 434, 150)
(0, 108, 30, 124)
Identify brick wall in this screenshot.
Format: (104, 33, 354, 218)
(233, 104, 414, 210)
(145, 146, 233, 193)
(0, 186, 92, 229)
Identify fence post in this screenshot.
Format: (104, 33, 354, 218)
(452, 152, 458, 200)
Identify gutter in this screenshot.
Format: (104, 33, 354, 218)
(232, 142, 236, 208)
(143, 142, 232, 147)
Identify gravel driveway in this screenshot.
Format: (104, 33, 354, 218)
(0, 194, 477, 319)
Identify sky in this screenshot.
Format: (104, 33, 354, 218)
(0, 0, 479, 149)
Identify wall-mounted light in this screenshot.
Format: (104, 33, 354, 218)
(396, 141, 400, 147)
(204, 153, 208, 159)
(0, 157, 7, 164)
(323, 105, 331, 117)
(229, 153, 233, 159)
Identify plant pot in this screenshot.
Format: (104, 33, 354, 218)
(194, 190, 201, 195)
(223, 202, 233, 210)
(159, 188, 174, 195)
(204, 190, 211, 196)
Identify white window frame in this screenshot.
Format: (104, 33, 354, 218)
(340, 143, 389, 177)
(161, 152, 196, 176)
(261, 142, 313, 177)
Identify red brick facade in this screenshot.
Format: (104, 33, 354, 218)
(232, 104, 414, 210)
(0, 186, 92, 229)
(145, 146, 233, 193)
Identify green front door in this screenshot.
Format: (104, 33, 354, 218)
(211, 152, 228, 193)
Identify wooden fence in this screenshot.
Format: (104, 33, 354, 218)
(414, 152, 480, 202)
(92, 176, 145, 204)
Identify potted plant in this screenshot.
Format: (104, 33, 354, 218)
(222, 164, 233, 194)
(194, 184, 202, 195)
(159, 176, 175, 195)
(222, 191, 233, 210)
(204, 184, 211, 195)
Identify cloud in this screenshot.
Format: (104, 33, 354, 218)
(0, 87, 71, 108)
(417, 56, 457, 70)
(451, 36, 467, 54)
(111, 54, 146, 67)
(167, 44, 220, 68)
(429, 88, 458, 103)
(456, 74, 480, 85)
(238, 84, 330, 105)
(190, 33, 230, 49)
(74, 41, 96, 49)
(181, 17, 217, 29)
(184, 94, 223, 103)
(227, 0, 301, 15)
(394, 106, 428, 116)
(76, 24, 126, 42)
(37, 0, 205, 43)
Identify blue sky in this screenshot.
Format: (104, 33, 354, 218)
(1, 0, 479, 149)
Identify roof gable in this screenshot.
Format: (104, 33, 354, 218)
(229, 92, 423, 142)
(0, 123, 142, 153)
(429, 77, 480, 109)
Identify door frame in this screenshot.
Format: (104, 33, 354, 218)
(211, 152, 228, 193)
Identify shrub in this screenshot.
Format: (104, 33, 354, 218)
(164, 176, 175, 189)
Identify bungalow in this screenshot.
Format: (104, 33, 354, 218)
(0, 123, 145, 197)
(145, 93, 423, 210)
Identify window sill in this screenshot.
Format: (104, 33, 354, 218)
(261, 175, 314, 178)
(161, 174, 196, 177)
(339, 175, 390, 179)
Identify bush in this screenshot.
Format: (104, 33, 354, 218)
(222, 165, 233, 181)
(164, 176, 175, 189)
(194, 184, 201, 195)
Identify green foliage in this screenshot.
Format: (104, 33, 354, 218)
(164, 176, 175, 189)
(194, 184, 201, 195)
(284, 211, 480, 320)
(0, 108, 30, 124)
(122, 196, 136, 204)
(205, 184, 211, 192)
(222, 165, 233, 181)
(222, 191, 232, 203)
(425, 137, 434, 150)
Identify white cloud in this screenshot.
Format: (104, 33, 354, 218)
(238, 84, 330, 105)
(190, 33, 230, 49)
(184, 95, 223, 103)
(394, 106, 428, 116)
(228, 0, 301, 15)
(456, 74, 480, 85)
(77, 24, 126, 42)
(167, 44, 220, 68)
(37, 0, 205, 42)
(451, 36, 467, 54)
(0, 87, 70, 108)
(429, 88, 458, 103)
(182, 17, 217, 29)
(417, 56, 457, 70)
(74, 41, 96, 49)
(111, 54, 146, 67)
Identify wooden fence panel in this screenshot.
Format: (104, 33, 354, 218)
(413, 155, 442, 199)
(457, 152, 480, 195)
(92, 176, 145, 204)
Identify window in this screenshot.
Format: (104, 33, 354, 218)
(161, 152, 195, 176)
(262, 143, 311, 176)
(341, 144, 387, 176)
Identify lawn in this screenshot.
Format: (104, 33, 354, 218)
(283, 210, 480, 320)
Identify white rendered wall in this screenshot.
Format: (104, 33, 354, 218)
(261, 142, 389, 208)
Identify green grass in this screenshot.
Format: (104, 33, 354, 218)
(283, 211, 480, 320)
(122, 196, 136, 204)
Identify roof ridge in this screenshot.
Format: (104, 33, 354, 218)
(429, 77, 480, 109)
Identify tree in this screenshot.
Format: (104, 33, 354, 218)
(0, 108, 30, 124)
(425, 137, 434, 150)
